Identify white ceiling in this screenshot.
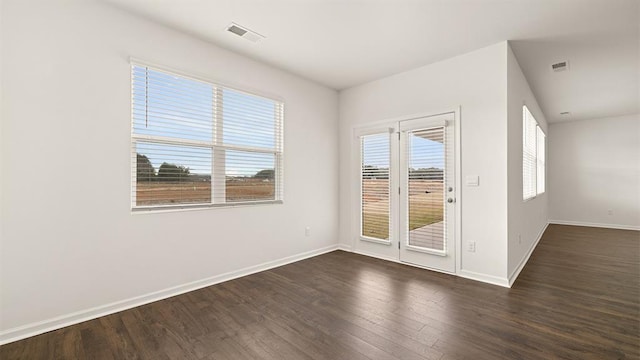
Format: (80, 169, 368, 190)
(104, 0, 639, 123)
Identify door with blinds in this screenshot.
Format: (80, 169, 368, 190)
(355, 112, 456, 273)
(398, 114, 455, 272)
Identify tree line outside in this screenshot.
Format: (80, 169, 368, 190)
(362, 165, 444, 180)
(136, 153, 274, 182)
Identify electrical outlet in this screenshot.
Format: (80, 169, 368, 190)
(467, 242, 476, 252)
(305, 226, 311, 237)
(607, 209, 613, 216)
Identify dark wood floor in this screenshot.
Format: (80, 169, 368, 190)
(1, 224, 638, 359)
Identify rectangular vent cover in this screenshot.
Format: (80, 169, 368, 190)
(226, 23, 264, 43)
(551, 61, 569, 72)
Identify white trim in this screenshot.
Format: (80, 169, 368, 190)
(454, 107, 462, 277)
(371, 108, 462, 127)
(132, 200, 283, 213)
(508, 222, 549, 286)
(359, 236, 392, 246)
(337, 244, 353, 251)
(342, 247, 511, 288)
(548, 220, 640, 231)
(0, 244, 340, 346)
(352, 249, 399, 263)
(405, 244, 447, 256)
(352, 249, 458, 276)
(398, 118, 446, 131)
(457, 270, 510, 288)
(349, 108, 461, 136)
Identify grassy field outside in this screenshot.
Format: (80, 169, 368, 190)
(136, 179, 274, 205)
(362, 179, 443, 240)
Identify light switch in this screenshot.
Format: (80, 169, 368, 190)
(466, 175, 479, 186)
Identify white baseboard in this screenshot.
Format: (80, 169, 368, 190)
(508, 222, 549, 287)
(352, 249, 400, 263)
(548, 220, 640, 231)
(457, 269, 510, 288)
(337, 244, 352, 251)
(0, 244, 340, 346)
(353, 248, 509, 287)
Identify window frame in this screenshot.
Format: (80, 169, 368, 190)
(130, 60, 284, 212)
(522, 105, 546, 202)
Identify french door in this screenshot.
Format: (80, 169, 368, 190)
(356, 112, 456, 273)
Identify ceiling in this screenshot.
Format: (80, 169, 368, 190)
(104, 0, 639, 123)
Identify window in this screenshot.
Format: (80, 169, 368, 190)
(131, 64, 284, 210)
(536, 126, 546, 194)
(522, 105, 545, 200)
(360, 132, 391, 241)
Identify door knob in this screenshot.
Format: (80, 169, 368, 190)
(447, 198, 455, 203)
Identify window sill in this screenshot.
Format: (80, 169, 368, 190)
(523, 192, 545, 203)
(132, 200, 283, 214)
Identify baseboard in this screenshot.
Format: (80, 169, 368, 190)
(457, 269, 510, 288)
(352, 249, 400, 263)
(354, 248, 509, 287)
(337, 244, 353, 251)
(0, 244, 340, 346)
(508, 222, 549, 287)
(548, 220, 640, 231)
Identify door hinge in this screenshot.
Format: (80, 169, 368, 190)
(398, 187, 401, 195)
(398, 132, 400, 140)
(398, 241, 400, 249)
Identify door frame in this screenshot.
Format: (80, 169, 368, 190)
(350, 107, 462, 275)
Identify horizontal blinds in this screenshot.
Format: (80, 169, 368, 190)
(361, 133, 390, 241)
(536, 126, 546, 195)
(131, 64, 283, 208)
(523, 106, 537, 200)
(222, 88, 283, 151)
(132, 66, 214, 143)
(406, 127, 445, 251)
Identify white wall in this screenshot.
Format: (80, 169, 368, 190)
(549, 114, 640, 230)
(339, 42, 510, 284)
(0, 0, 339, 340)
(506, 45, 549, 282)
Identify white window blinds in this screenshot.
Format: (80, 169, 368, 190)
(131, 64, 284, 210)
(523, 106, 537, 200)
(536, 126, 546, 195)
(523, 105, 545, 201)
(360, 133, 391, 241)
(406, 127, 446, 251)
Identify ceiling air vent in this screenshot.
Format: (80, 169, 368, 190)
(551, 61, 569, 72)
(226, 23, 264, 43)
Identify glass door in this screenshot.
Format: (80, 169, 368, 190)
(398, 114, 456, 272)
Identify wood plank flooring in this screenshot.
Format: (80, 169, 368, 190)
(1, 224, 638, 359)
